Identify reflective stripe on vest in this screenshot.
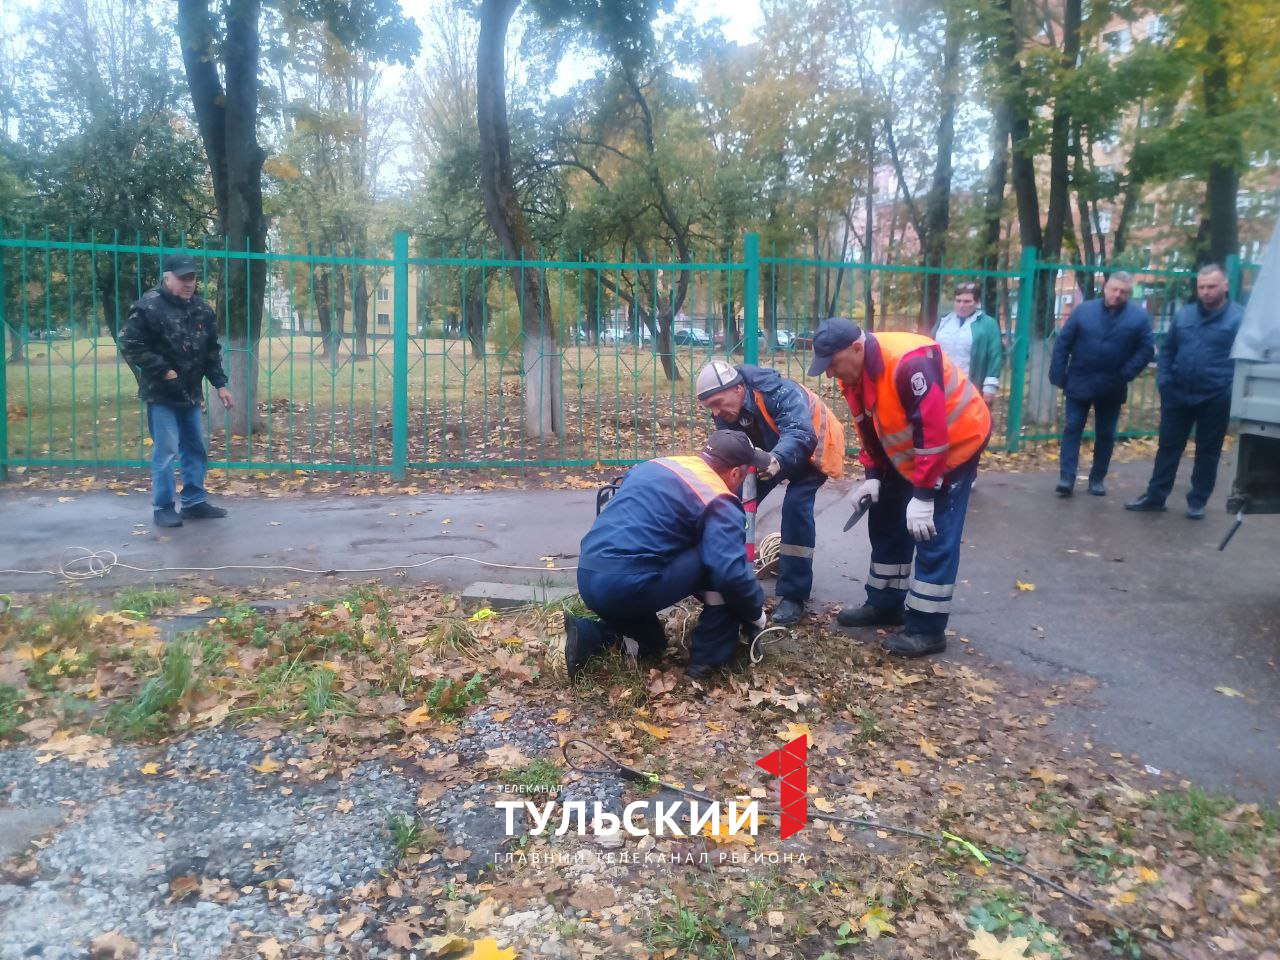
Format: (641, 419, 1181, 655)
(655, 456, 732, 504)
(751, 385, 846, 479)
(867, 333, 990, 480)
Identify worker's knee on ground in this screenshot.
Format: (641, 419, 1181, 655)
(689, 602, 739, 666)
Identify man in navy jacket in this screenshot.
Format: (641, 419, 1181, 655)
(1126, 264, 1243, 519)
(1050, 272, 1154, 496)
(564, 430, 769, 683)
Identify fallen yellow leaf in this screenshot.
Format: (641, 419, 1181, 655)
(464, 940, 516, 960)
(635, 721, 671, 740)
(250, 756, 281, 774)
(1214, 686, 1244, 698)
(918, 737, 940, 759)
(968, 927, 1031, 960)
(1015, 581, 1036, 592)
(139, 762, 160, 775)
(893, 759, 918, 777)
(779, 721, 812, 745)
(813, 797, 835, 813)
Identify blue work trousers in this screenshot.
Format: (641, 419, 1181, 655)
(577, 550, 742, 667)
(863, 454, 980, 636)
(755, 464, 826, 602)
(147, 402, 208, 510)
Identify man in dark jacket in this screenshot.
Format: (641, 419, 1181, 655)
(1049, 272, 1154, 497)
(1127, 264, 1243, 519)
(694, 360, 841, 626)
(119, 253, 233, 528)
(563, 430, 769, 683)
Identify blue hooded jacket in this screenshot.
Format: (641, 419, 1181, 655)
(577, 458, 764, 622)
(712, 365, 817, 474)
(1049, 298, 1154, 401)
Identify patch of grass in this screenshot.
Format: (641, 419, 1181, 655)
(966, 889, 1067, 959)
(1069, 839, 1133, 883)
(424, 672, 487, 721)
(302, 666, 352, 721)
(431, 618, 477, 653)
(530, 590, 592, 619)
(1149, 786, 1280, 858)
(385, 812, 440, 862)
(504, 759, 562, 792)
(46, 598, 93, 638)
(647, 900, 734, 959)
(112, 585, 181, 616)
(855, 707, 884, 742)
(0, 684, 25, 740)
(107, 640, 200, 738)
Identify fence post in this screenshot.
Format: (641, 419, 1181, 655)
(743, 232, 760, 365)
(1005, 246, 1038, 452)
(1225, 253, 1242, 301)
(392, 231, 409, 481)
(0, 229, 7, 482)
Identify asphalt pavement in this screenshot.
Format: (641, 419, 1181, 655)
(2, 457, 1276, 801)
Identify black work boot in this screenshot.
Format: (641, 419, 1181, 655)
(1087, 480, 1106, 496)
(153, 506, 183, 528)
(685, 662, 715, 682)
(181, 501, 228, 520)
(1055, 480, 1073, 497)
(771, 599, 805, 625)
(836, 604, 904, 628)
(881, 631, 946, 658)
(1124, 494, 1166, 512)
(562, 617, 592, 680)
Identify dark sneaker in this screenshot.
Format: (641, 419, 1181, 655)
(836, 604, 904, 628)
(881, 631, 946, 658)
(685, 662, 715, 682)
(771, 599, 805, 625)
(1124, 494, 1167, 513)
(153, 507, 183, 528)
(1186, 504, 1206, 520)
(1087, 480, 1106, 497)
(181, 501, 228, 520)
(1055, 481, 1073, 498)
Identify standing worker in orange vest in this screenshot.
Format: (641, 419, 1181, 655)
(695, 360, 846, 626)
(808, 318, 991, 658)
(562, 430, 770, 682)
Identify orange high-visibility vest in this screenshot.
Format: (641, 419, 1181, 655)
(863, 332, 990, 480)
(751, 386, 847, 479)
(654, 456, 734, 503)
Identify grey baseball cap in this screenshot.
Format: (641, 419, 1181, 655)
(163, 253, 197, 277)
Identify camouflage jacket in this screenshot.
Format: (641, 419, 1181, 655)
(119, 286, 227, 406)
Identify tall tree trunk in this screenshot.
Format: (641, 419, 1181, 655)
(464, 286, 487, 357)
(476, 0, 561, 440)
(1202, 30, 1239, 267)
(863, 135, 876, 331)
(314, 270, 338, 365)
(353, 269, 370, 358)
(920, 4, 962, 332)
(177, 0, 267, 442)
(980, 97, 1011, 316)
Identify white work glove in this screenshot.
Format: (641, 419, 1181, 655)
(852, 477, 881, 504)
(759, 455, 782, 481)
(751, 611, 768, 631)
(905, 497, 936, 542)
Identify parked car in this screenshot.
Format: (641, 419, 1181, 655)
(673, 327, 712, 347)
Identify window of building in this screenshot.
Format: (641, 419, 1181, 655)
(1103, 28, 1132, 55)
(1096, 209, 1113, 234)
(1135, 202, 1157, 228)
(377, 313, 390, 326)
(1100, 132, 1120, 154)
(1146, 16, 1168, 43)
(377, 286, 390, 302)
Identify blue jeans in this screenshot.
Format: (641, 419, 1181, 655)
(755, 464, 825, 602)
(863, 454, 981, 636)
(1059, 392, 1124, 484)
(1145, 390, 1232, 509)
(577, 549, 744, 667)
(147, 402, 207, 510)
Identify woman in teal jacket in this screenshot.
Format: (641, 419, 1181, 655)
(930, 281, 1003, 404)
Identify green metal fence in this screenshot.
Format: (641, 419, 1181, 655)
(0, 226, 1259, 480)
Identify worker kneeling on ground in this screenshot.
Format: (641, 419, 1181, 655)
(810, 318, 991, 658)
(693, 359, 845, 626)
(561, 430, 770, 682)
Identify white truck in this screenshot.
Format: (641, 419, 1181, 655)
(1225, 220, 1280, 530)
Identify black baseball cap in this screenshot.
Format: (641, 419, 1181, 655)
(807, 317, 863, 376)
(163, 253, 197, 277)
(701, 429, 772, 471)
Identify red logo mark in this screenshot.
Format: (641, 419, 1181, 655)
(755, 735, 808, 838)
